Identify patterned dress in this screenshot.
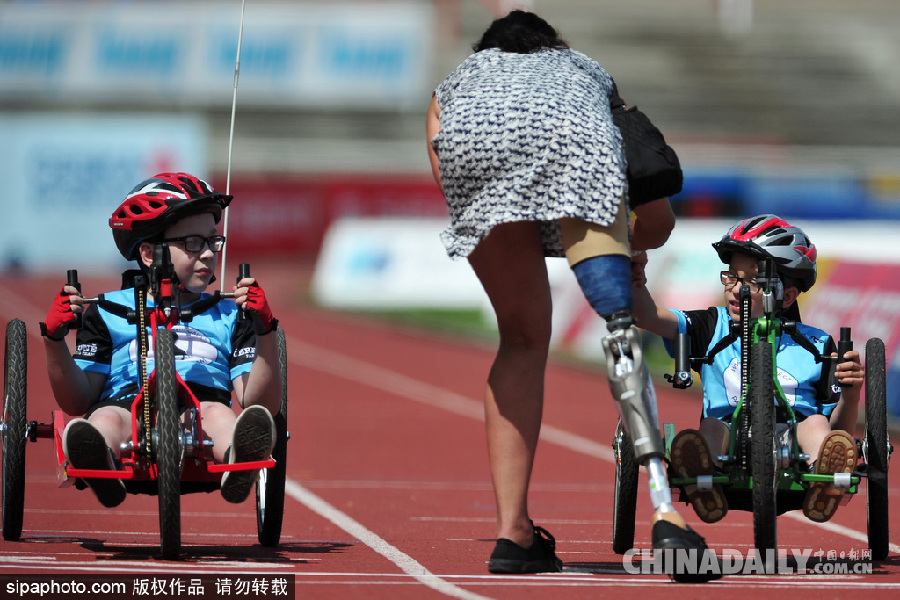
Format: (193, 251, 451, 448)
(431, 47, 627, 259)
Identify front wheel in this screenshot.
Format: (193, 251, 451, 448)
(2, 319, 27, 541)
(750, 341, 777, 568)
(865, 338, 889, 560)
(612, 420, 638, 554)
(155, 328, 182, 560)
(257, 328, 288, 546)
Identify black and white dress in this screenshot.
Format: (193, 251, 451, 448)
(431, 47, 627, 259)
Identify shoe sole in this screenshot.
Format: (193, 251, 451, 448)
(803, 431, 857, 522)
(487, 558, 562, 574)
(670, 431, 727, 523)
(221, 407, 275, 504)
(63, 419, 126, 508)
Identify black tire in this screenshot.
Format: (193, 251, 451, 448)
(155, 328, 182, 560)
(612, 421, 638, 554)
(2, 319, 27, 541)
(257, 327, 288, 546)
(750, 341, 777, 568)
(865, 338, 889, 561)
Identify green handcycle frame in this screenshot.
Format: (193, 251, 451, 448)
(613, 258, 891, 562)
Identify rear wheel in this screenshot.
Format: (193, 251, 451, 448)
(2, 319, 27, 541)
(750, 341, 777, 569)
(257, 328, 288, 546)
(864, 338, 889, 560)
(155, 328, 182, 560)
(612, 420, 638, 554)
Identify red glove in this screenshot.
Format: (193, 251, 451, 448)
(42, 287, 78, 340)
(243, 280, 277, 336)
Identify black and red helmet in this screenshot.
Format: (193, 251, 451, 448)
(110, 172, 232, 260)
(712, 214, 818, 292)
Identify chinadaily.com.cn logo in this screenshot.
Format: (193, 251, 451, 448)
(623, 547, 874, 577)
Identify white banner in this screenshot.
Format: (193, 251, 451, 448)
(0, 113, 207, 272)
(0, 2, 433, 109)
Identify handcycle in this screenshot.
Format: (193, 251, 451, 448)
(612, 258, 892, 563)
(1, 245, 290, 559)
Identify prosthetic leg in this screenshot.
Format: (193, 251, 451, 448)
(563, 217, 718, 581)
(601, 311, 675, 515)
(569, 251, 676, 516)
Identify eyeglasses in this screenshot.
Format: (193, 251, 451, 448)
(720, 271, 761, 293)
(163, 235, 226, 253)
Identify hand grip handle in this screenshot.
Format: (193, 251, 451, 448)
(837, 327, 853, 388)
(67, 269, 83, 330)
(236, 264, 250, 321)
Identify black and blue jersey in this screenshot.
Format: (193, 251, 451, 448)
(73, 288, 257, 406)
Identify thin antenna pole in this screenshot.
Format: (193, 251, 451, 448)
(220, 0, 246, 290)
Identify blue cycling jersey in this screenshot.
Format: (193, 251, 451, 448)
(664, 306, 839, 421)
(72, 288, 257, 406)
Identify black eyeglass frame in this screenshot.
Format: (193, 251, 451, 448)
(719, 271, 761, 294)
(162, 235, 227, 253)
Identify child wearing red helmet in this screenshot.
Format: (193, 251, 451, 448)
(42, 172, 281, 507)
(633, 214, 864, 524)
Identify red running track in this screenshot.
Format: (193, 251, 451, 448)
(1, 259, 898, 599)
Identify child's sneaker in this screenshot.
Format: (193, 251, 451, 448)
(221, 406, 276, 504)
(488, 523, 563, 574)
(802, 431, 857, 522)
(63, 418, 126, 508)
(670, 430, 728, 523)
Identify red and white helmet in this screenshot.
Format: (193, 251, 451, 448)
(110, 172, 231, 260)
(712, 214, 817, 292)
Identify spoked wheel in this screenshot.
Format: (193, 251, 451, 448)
(864, 338, 889, 560)
(154, 328, 182, 560)
(257, 327, 288, 546)
(612, 420, 638, 554)
(750, 341, 777, 568)
(2, 319, 27, 541)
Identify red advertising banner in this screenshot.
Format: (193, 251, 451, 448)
(804, 261, 900, 416)
(214, 174, 447, 259)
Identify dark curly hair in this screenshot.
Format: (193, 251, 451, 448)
(473, 10, 569, 54)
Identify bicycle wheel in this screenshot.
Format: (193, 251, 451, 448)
(612, 420, 638, 554)
(257, 327, 288, 546)
(865, 338, 889, 560)
(2, 319, 27, 541)
(750, 341, 777, 568)
(155, 328, 182, 560)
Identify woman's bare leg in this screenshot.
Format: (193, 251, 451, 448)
(468, 221, 553, 547)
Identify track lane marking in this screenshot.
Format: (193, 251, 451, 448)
(784, 511, 900, 555)
(284, 480, 490, 600)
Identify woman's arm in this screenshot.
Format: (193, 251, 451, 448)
(631, 197, 676, 251)
(426, 95, 444, 195)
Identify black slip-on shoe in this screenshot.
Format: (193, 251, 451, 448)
(488, 523, 563, 574)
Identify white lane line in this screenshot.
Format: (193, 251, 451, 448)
(284, 479, 490, 600)
(784, 511, 900, 555)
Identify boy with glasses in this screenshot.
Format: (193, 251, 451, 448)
(42, 172, 281, 507)
(632, 214, 864, 524)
